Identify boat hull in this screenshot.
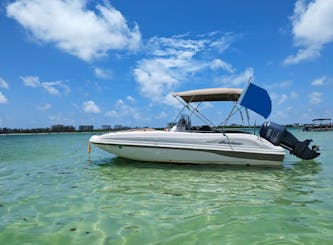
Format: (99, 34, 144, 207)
(89, 131, 285, 166)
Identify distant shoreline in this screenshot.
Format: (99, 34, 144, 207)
(0, 124, 309, 136)
(0, 131, 100, 136)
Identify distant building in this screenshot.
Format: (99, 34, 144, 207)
(51, 124, 75, 132)
(114, 124, 123, 130)
(101, 125, 112, 130)
(51, 124, 64, 131)
(79, 125, 94, 131)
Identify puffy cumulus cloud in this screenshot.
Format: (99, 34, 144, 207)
(6, 0, 141, 61)
(21, 76, 70, 95)
(82, 100, 100, 113)
(0, 92, 8, 104)
(133, 58, 180, 102)
(284, 0, 333, 65)
(309, 91, 322, 104)
(133, 33, 238, 104)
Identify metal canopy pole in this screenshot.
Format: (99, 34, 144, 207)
(173, 96, 216, 127)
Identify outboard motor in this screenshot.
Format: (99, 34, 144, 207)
(259, 122, 320, 160)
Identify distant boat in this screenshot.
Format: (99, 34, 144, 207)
(303, 118, 333, 131)
(90, 83, 320, 166)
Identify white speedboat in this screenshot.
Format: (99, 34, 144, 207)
(89, 83, 319, 166)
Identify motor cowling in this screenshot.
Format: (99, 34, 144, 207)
(259, 122, 320, 160)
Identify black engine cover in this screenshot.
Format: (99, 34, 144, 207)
(259, 122, 320, 160)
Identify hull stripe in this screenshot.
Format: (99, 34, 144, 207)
(92, 142, 284, 162)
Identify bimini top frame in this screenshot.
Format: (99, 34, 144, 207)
(172, 88, 243, 103)
(172, 87, 251, 130)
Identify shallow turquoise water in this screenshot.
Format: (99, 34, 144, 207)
(0, 131, 332, 244)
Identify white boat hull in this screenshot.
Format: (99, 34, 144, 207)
(89, 131, 285, 166)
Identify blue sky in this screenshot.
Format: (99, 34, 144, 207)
(0, 0, 332, 129)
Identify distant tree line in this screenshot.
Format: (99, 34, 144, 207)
(0, 124, 133, 134)
(0, 125, 76, 134)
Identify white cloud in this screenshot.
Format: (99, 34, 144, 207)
(6, 0, 141, 61)
(146, 36, 206, 58)
(22, 76, 39, 87)
(134, 58, 180, 102)
(48, 114, 75, 125)
(94, 67, 111, 79)
(271, 91, 298, 106)
(0, 92, 8, 104)
(278, 94, 288, 105)
(266, 80, 292, 89)
(218, 67, 254, 86)
(284, 46, 320, 65)
(163, 92, 182, 108)
(134, 33, 238, 104)
(273, 106, 294, 120)
(105, 110, 118, 118)
(105, 97, 142, 121)
(284, 0, 333, 65)
(21, 76, 70, 96)
(0, 78, 9, 89)
(43, 81, 70, 95)
(116, 99, 125, 107)
(209, 34, 235, 53)
(309, 91, 322, 104)
(126, 96, 136, 103)
(311, 76, 326, 86)
(210, 59, 234, 73)
(82, 100, 100, 113)
(0, 78, 9, 104)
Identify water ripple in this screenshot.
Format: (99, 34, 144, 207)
(0, 133, 332, 244)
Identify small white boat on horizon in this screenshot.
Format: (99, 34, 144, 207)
(89, 83, 320, 166)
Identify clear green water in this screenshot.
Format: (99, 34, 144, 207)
(0, 131, 332, 244)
